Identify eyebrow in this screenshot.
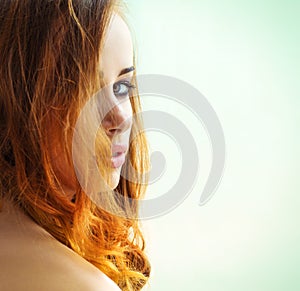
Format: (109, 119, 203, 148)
(118, 66, 135, 77)
(99, 66, 135, 79)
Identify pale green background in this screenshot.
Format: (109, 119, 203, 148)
(125, 1, 300, 290)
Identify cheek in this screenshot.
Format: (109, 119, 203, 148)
(125, 99, 133, 127)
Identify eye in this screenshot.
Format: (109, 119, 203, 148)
(113, 81, 135, 98)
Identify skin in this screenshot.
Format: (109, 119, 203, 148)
(50, 13, 134, 197)
(100, 12, 134, 190)
(0, 14, 133, 291)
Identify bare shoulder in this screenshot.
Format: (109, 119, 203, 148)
(0, 202, 120, 291)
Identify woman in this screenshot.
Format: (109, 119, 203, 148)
(0, 0, 150, 290)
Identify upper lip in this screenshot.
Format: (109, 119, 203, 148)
(111, 144, 128, 155)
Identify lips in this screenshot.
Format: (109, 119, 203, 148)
(111, 144, 127, 168)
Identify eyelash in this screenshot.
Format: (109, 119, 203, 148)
(113, 81, 136, 98)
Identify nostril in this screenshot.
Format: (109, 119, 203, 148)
(109, 128, 118, 136)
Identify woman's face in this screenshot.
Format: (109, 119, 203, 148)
(100, 13, 134, 189)
(50, 14, 134, 197)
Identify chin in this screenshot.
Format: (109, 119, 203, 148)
(109, 168, 122, 190)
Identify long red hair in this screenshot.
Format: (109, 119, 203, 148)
(0, 0, 150, 290)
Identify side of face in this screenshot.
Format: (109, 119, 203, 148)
(49, 13, 135, 197)
(100, 13, 134, 189)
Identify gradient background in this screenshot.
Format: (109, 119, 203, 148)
(125, 1, 300, 290)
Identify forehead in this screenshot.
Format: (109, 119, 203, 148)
(100, 13, 134, 82)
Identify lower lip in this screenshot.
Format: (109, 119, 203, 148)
(111, 152, 125, 168)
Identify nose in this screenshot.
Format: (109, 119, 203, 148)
(101, 97, 132, 138)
